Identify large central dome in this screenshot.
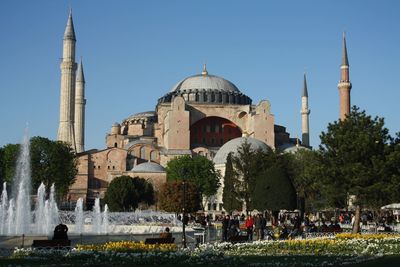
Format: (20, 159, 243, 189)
(158, 66, 252, 105)
(170, 74, 240, 93)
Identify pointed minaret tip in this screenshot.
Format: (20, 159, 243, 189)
(76, 57, 85, 82)
(202, 63, 208, 76)
(302, 73, 308, 97)
(64, 10, 76, 41)
(342, 32, 349, 66)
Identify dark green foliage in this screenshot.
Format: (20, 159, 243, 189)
(230, 141, 264, 211)
(158, 180, 201, 213)
(132, 177, 155, 206)
(227, 141, 297, 213)
(30, 137, 77, 200)
(166, 155, 220, 204)
(253, 165, 297, 211)
(289, 149, 327, 212)
(0, 137, 77, 200)
(0, 143, 20, 184)
(319, 106, 396, 209)
(222, 153, 242, 213)
(251, 149, 297, 212)
(104, 176, 155, 212)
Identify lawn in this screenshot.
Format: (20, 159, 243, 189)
(2, 234, 400, 267)
(1, 255, 400, 267)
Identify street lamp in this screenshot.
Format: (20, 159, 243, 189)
(181, 168, 187, 248)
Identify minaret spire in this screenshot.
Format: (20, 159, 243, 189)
(338, 32, 352, 120)
(57, 11, 77, 150)
(342, 32, 349, 66)
(64, 9, 76, 41)
(75, 58, 86, 153)
(301, 73, 310, 147)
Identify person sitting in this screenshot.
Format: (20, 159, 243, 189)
(320, 221, 329, 232)
(279, 224, 290, 239)
(159, 227, 173, 239)
(53, 223, 69, 240)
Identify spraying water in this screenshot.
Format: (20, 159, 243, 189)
(93, 198, 101, 234)
(102, 204, 109, 234)
(0, 182, 8, 235)
(0, 133, 178, 236)
(12, 132, 32, 235)
(74, 198, 84, 234)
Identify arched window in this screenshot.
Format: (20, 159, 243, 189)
(114, 142, 117, 148)
(140, 146, 146, 159)
(150, 150, 158, 161)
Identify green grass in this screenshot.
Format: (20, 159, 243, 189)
(1, 255, 400, 267)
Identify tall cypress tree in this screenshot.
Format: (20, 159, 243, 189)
(222, 153, 242, 213)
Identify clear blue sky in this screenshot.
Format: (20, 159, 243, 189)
(1, 0, 399, 150)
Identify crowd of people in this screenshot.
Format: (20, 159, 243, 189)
(179, 209, 399, 243)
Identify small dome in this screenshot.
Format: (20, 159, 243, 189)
(112, 122, 120, 127)
(170, 74, 240, 93)
(131, 162, 166, 173)
(213, 137, 269, 165)
(280, 143, 309, 154)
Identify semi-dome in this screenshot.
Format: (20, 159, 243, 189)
(125, 111, 156, 121)
(131, 162, 166, 173)
(158, 66, 252, 105)
(213, 137, 269, 165)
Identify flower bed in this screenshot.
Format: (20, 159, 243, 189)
(76, 240, 177, 253)
(8, 234, 400, 266)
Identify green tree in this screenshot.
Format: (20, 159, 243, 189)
(385, 134, 400, 203)
(158, 181, 201, 213)
(104, 176, 154, 211)
(166, 155, 220, 207)
(230, 141, 265, 212)
(252, 149, 297, 215)
(132, 177, 155, 207)
(290, 149, 327, 213)
(0, 143, 20, 184)
(30, 137, 77, 199)
(319, 106, 395, 232)
(222, 153, 242, 213)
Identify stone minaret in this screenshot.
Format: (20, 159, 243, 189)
(57, 10, 77, 150)
(338, 33, 352, 120)
(301, 73, 310, 147)
(74, 58, 85, 153)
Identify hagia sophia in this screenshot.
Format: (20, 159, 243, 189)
(57, 12, 352, 213)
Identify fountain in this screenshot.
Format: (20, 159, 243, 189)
(0, 182, 8, 235)
(0, 132, 181, 238)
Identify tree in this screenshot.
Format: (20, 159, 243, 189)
(166, 155, 220, 207)
(319, 106, 395, 232)
(290, 149, 327, 213)
(0, 143, 20, 184)
(30, 137, 77, 200)
(230, 140, 265, 212)
(252, 149, 297, 220)
(158, 181, 201, 213)
(222, 153, 242, 213)
(0, 137, 77, 200)
(132, 177, 155, 207)
(104, 176, 154, 211)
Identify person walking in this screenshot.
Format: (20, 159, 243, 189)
(254, 214, 261, 240)
(245, 215, 254, 241)
(260, 214, 267, 240)
(222, 215, 230, 242)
